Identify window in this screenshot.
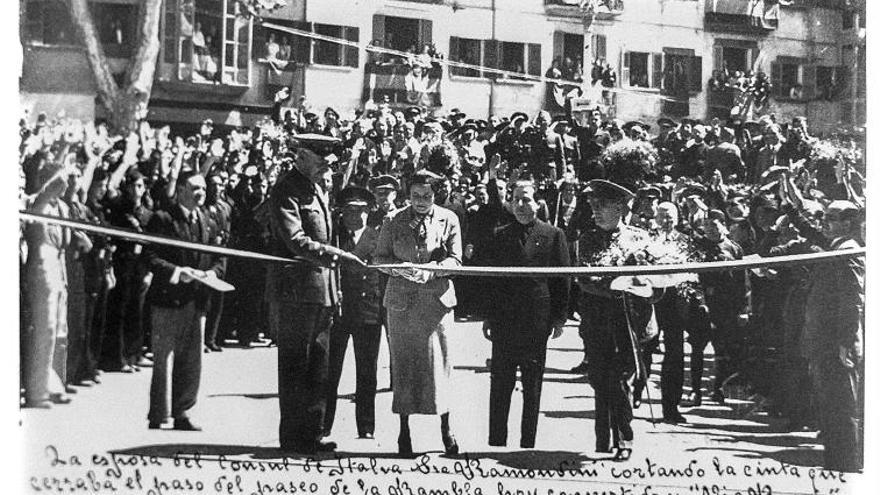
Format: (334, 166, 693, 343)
(622, 51, 662, 89)
(815, 66, 837, 100)
(162, 0, 252, 86)
(448, 37, 481, 77)
(842, 10, 854, 30)
(22, 0, 76, 46)
(771, 57, 803, 100)
(312, 24, 359, 67)
(448, 37, 541, 80)
(91, 3, 138, 58)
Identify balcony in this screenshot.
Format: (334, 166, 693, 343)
(544, 0, 624, 21)
(704, 0, 779, 35)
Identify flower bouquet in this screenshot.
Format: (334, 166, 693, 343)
(586, 229, 699, 297)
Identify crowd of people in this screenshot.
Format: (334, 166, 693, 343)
(19, 87, 865, 471)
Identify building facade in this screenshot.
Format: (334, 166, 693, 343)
(19, 0, 865, 134)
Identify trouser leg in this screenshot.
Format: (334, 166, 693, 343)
(352, 323, 382, 436)
(24, 279, 57, 404)
(611, 374, 634, 449)
(689, 335, 708, 396)
(171, 303, 203, 420)
(148, 305, 179, 423)
(324, 320, 350, 435)
(488, 347, 517, 446)
(593, 371, 612, 452)
(661, 324, 685, 415)
(814, 360, 862, 472)
(519, 347, 547, 448)
(205, 292, 224, 347)
(277, 303, 332, 447)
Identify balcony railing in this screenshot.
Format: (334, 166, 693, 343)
(544, 0, 624, 20)
(704, 0, 779, 34)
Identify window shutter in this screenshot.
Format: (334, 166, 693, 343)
(552, 31, 564, 62)
(418, 19, 433, 47)
(652, 53, 663, 89)
(372, 14, 385, 46)
(528, 43, 542, 76)
(621, 49, 630, 87)
(802, 64, 816, 100)
(449, 36, 460, 76)
(292, 21, 312, 64)
(713, 45, 723, 71)
(483, 39, 499, 78)
(689, 55, 703, 93)
(592, 34, 607, 62)
(770, 61, 781, 97)
(343, 26, 359, 67)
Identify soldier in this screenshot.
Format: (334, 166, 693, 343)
(265, 135, 364, 454)
(324, 187, 384, 440)
(577, 179, 652, 461)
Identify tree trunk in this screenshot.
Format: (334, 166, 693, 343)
(68, 0, 164, 134)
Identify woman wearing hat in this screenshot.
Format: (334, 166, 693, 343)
(374, 171, 463, 456)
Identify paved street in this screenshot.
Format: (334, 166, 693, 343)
(21, 318, 861, 495)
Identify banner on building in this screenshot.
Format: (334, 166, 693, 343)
(363, 60, 443, 108)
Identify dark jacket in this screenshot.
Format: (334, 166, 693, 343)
(266, 168, 344, 307)
(802, 238, 864, 366)
(337, 224, 383, 325)
(481, 219, 571, 353)
(144, 204, 226, 309)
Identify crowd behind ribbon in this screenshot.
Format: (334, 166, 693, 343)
(18, 89, 865, 470)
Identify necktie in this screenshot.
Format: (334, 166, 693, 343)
(415, 214, 428, 245)
(190, 210, 200, 239)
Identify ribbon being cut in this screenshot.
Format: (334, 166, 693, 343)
(19, 210, 865, 282)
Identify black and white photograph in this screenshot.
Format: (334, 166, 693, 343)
(10, 0, 874, 494)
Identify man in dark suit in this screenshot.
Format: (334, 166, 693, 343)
(324, 187, 384, 440)
(481, 180, 570, 449)
(266, 137, 364, 454)
(143, 170, 226, 431)
(802, 201, 864, 472)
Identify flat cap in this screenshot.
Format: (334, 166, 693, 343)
(369, 174, 401, 191)
(337, 186, 375, 207)
(583, 179, 635, 201)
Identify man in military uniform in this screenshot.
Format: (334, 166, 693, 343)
(367, 174, 400, 228)
(266, 135, 364, 454)
(577, 179, 652, 461)
(324, 187, 384, 440)
(480, 180, 570, 449)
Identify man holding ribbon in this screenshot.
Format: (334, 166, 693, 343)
(265, 136, 364, 454)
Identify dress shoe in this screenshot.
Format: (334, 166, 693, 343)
(633, 397, 642, 409)
(65, 385, 79, 394)
(613, 448, 632, 462)
(488, 438, 506, 447)
(570, 362, 589, 374)
(49, 393, 72, 405)
(292, 440, 336, 455)
(148, 420, 163, 430)
(688, 392, 702, 407)
(173, 418, 202, 431)
(136, 356, 154, 367)
(204, 347, 212, 353)
(120, 364, 134, 373)
(662, 412, 688, 424)
(207, 343, 223, 352)
(710, 390, 726, 404)
(358, 432, 374, 439)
